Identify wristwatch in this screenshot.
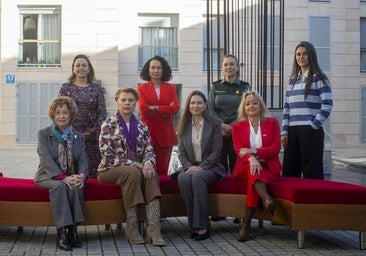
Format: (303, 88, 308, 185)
(252, 149, 258, 156)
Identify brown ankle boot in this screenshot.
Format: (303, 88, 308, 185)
(125, 206, 145, 244)
(237, 218, 251, 242)
(146, 198, 166, 246)
(237, 207, 256, 242)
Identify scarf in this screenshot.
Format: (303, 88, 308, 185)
(54, 124, 74, 175)
(116, 111, 138, 153)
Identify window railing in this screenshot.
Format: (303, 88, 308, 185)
(17, 40, 61, 67)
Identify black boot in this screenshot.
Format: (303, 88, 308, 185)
(67, 225, 82, 248)
(57, 227, 72, 251)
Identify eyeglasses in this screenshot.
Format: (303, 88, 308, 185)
(55, 111, 70, 116)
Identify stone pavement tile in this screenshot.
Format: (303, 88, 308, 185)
(1, 218, 366, 255)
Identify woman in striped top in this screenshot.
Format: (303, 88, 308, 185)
(281, 41, 333, 179)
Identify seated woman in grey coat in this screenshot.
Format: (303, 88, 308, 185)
(176, 90, 226, 241)
(35, 96, 88, 251)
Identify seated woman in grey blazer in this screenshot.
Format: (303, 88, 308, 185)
(176, 90, 226, 241)
(35, 96, 88, 251)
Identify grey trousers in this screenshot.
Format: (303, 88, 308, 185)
(178, 170, 219, 231)
(36, 179, 84, 228)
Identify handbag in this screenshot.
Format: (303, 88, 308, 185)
(168, 151, 182, 179)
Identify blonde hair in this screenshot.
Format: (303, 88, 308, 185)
(237, 91, 270, 121)
(114, 87, 139, 102)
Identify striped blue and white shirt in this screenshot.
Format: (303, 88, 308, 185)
(281, 71, 333, 135)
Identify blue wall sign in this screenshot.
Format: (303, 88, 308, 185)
(5, 74, 16, 84)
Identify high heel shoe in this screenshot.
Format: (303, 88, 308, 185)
(146, 225, 166, 246)
(263, 196, 276, 215)
(194, 230, 210, 241)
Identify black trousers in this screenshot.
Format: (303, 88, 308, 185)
(282, 125, 324, 179)
(221, 135, 236, 174)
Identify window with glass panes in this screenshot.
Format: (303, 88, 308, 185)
(18, 5, 61, 67)
(309, 16, 331, 72)
(203, 16, 224, 71)
(138, 14, 179, 70)
(361, 18, 366, 73)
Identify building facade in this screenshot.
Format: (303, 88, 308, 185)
(0, 0, 365, 148)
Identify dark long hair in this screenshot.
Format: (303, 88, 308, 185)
(139, 55, 172, 82)
(67, 54, 97, 84)
(176, 90, 212, 135)
(290, 41, 328, 99)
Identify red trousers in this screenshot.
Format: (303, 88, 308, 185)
(234, 161, 280, 208)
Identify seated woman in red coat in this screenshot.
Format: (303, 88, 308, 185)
(232, 91, 282, 242)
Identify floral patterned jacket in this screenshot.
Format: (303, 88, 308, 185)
(97, 113, 156, 172)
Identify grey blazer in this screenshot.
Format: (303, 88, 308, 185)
(35, 125, 89, 182)
(178, 117, 226, 178)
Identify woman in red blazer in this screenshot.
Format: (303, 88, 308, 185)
(232, 91, 282, 242)
(138, 56, 180, 175)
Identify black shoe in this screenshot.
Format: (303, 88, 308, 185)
(233, 217, 240, 224)
(57, 227, 72, 251)
(190, 232, 198, 239)
(210, 216, 226, 221)
(67, 225, 82, 248)
(271, 221, 283, 226)
(194, 230, 210, 241)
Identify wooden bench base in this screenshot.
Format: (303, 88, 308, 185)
(1, 193, 366, 249)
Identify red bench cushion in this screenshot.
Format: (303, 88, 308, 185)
(0, 176, 123, 202)
(84, 178, 122, 201)
(0, 176, 49, 202)
(268, 177, 366, 204)
(209, 175, 246, 194)
(2, 174, 366, 205)
(159, 175, 246, 195)
(0, 175, 245, 202)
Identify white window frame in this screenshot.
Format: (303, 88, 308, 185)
(138, 14, 179, 70)
(18, 5, 61, 68)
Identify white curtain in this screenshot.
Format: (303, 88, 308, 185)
(139, 27, 178, 69)
(39, 14, 61, 64)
